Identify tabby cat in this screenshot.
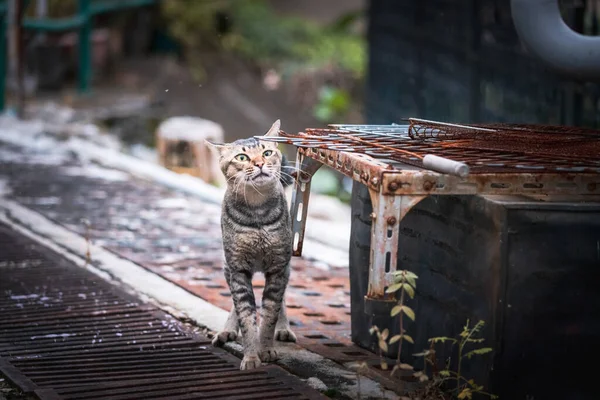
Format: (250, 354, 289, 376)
(207, 120, 296, 370)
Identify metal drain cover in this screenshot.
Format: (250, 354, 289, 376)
(0, 224, 325, 400)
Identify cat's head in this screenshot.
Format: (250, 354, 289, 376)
(206, 120, 287, 191)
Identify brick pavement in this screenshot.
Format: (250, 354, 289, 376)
(0, 140, 364, 359)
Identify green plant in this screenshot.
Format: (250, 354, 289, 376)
(414, 320, 497, 400)
(367, 270, 420, 382)
(386, 270, 418, 377)
(368, 325, 389, 370)
(362, 269, 496, 400)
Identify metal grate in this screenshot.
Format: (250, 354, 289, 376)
(0, 224, 325, 400)
(258, 119, 600, 174)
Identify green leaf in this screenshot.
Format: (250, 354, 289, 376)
(402, 283, 415, 298)
(428, 336, 456, 344)
(402, 306, 416, 321)
(402, 334, 414, 344)
(404, 275, 417, 288)
(391, 305, 402, 317)
(399, 363, 414, 370)
(412, 350, 430, 357)
(458, 388, 472, 399)
(380, 360, 388, 370)
(385, 283, 403, 293)
(463, 347, 493, 359)
(405, 271, 418, 279)
(439, 370, 451, 377)
(389, 335, 402, 344)
(381, 328, 389, 341)
(466, 338, 486, 343)
(392, 270, 416, 278)
(378, 339, 388, 353)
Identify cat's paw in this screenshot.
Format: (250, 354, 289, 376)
(275, 328, 297, 342)
(240, 353, 262, 370)
(259, 348, 279, 363)
(211, 330, 237, 347)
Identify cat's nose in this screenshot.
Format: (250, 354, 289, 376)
(255, 161, 264, 168)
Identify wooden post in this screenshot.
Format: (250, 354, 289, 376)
(156, 117, 226, 187)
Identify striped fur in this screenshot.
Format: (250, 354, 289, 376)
(206, 120, 296, 370)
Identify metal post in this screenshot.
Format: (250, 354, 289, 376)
(0, 3, 6, 112)
(78, 0, 91, 93)
(289, 151, 321, 257)
(15, 0, 24, 118)
(364, 192, 425, 314)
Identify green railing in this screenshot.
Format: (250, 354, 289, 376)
(0, 0, 157, 112)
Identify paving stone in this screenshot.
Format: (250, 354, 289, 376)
(0, 140, 355, 354)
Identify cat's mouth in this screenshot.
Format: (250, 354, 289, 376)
(252, 172, 270, 181)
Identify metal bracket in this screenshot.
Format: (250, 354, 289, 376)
(290, 151, 322, 256)
(366, 191, 426, 300)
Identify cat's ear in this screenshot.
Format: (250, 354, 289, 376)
(264, 119, 281, 137)
(204, 140, 227, 156)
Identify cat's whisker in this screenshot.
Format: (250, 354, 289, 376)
(226, 173, 239, 184)
(249, 180, 264, 196)
(233, 172, 246, 201)
(280, 166, 307, 176)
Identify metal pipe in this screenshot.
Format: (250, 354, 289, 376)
(511, 0, 600, 81)
(15, 0, 25, 118)
(422, 154, 470, 178)
(78, 0, 91, 93)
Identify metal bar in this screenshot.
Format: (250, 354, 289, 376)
(289, 151, 321, 256)
(366, 192, 426, 299)
(296, 147, 600, 197)
(15, 0, 24, 118)
(262, 123, 600, 174)
(90, 0, 155, 15)
(77, 0, 91, 93)
(22, 16, 85, 31)
(21, 0, 156, 31)
(0, 2, 6, 112)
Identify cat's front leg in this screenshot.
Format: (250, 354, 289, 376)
(227, 267, 261, 370)
(275, 299, 297, 342)
(258, 266, 290, 362)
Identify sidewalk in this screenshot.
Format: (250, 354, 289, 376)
(0, 115, 405, 399)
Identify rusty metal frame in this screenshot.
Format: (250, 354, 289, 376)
(287, 145, 600, 302)
(290, 153, 322, 256)
(264, 120, 600, 304)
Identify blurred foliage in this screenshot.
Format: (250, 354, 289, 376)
(24, 0, 77, 17)
(162, 0, 365, 122)
(313, 86, 351, 123)
(162, 0, 365, 77)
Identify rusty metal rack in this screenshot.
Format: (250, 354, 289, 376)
(256, 118, 600, 308)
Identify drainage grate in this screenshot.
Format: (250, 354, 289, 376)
(0, 224, 325, 400)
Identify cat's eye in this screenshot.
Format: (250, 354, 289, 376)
(235, 154, 249, 162)
(263, 150, 273, 157)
